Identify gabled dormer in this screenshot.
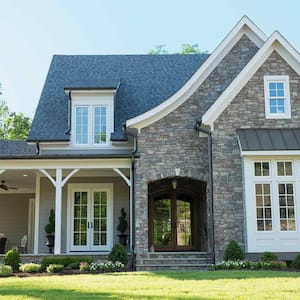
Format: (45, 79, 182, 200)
(65, 88, 117, 148)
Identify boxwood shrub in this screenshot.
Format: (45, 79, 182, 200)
(223, 240, 244, 261)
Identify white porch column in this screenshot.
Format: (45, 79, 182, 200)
(54, 168, 62, 254)
(33, 173, 41, 254)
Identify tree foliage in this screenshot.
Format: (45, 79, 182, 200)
(148, 43, 207, 55)
(0, 85, 32, 140)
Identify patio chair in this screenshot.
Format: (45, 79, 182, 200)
(18, 235, 27, 254)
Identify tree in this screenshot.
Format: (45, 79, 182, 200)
(3, 112, 32, 140)
(0, 84, 32, 140)
(148, 43, 207, 55)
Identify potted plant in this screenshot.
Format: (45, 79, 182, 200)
(45, 209, 55, 253)
(117, 208, 128, 246)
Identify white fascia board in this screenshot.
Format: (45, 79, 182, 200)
(126, 16, 267, 131)
(241, 150, 300, 157)
(0, 158, 131, 170)
(202, 31, 300, 129)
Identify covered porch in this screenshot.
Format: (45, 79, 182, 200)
(0, 158, 133, 256)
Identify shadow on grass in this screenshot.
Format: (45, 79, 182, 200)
(127, 270, 300, 281)
(0, 286, 211, 300)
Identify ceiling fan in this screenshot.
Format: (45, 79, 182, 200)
(0, 181, 18, 191)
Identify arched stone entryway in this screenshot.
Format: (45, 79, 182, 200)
(148, 177, 207, 252)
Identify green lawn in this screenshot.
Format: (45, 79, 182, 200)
(0, 270, 300, 299)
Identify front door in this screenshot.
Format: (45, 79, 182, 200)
(149, 192, 195, 251)
(68, 184, 113, 252)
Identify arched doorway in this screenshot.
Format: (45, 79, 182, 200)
(148, 177, 207, 252)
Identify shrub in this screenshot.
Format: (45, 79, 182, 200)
(292, 253, 300, 269)
(88, 261, 125, 273)
(108, 244, 128, 265)
(80, 262, 90, 272)
(41, 256, 93, 269)
(4, 250, 21, 271)
(19, 263, 41, 273)
(66, 262, 81, 270)
(260, 251, 279, 262)
(46, 264, 64, 273)
(0, 264, 13, 277)
(223, 240, 244, 261)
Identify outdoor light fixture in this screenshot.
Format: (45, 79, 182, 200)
(172, 178, 177, 190)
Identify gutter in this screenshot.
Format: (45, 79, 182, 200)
(194, 119, 215, 264)
(122, 123, 138, 270)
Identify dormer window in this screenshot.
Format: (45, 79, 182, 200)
(264, 75, 291, 119)
(70, 90, 114, 147)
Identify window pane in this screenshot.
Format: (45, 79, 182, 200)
(255, 183, 272, 231)
(75, 106, 88, 144)
(285, 162, 292, 176)
(277, 162, 284, 176)
(278, 183, 296, 231)
(94, 106, 107, 144)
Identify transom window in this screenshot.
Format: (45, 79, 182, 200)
(264, 75, 291, 119)
(254, 162, 269, 176)
(71, 91, 114, 147)
(277, 161, 292, 176)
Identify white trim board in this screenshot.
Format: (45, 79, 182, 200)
(202, 31, 300, 130)
(126, 16, 266, 132)
(241, 151, 300, 157)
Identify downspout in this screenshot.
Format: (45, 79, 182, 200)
(65, 89, 72, 135)
(35, 142, 40, 155)
(122, 123, 138, 269)
(194, 119, 215, 263)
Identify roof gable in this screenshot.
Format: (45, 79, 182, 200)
(126, 16, 267, 131)
(202, 31, 300, 129)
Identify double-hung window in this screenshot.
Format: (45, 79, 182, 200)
(72, 92, 114, 147)
(264, 75, 291, 119)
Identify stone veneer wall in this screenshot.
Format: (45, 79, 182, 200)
(213, 51, 300, 261)
(134, 35, 258, 263)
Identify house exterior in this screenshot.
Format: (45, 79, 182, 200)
(1, 16, 300, 269)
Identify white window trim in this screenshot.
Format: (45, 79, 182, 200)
(71, 94, 114, 148)
(264, 75, 291, 119)
(244, 157, 300, 253)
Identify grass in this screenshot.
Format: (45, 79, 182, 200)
(0, 270, 300, 299)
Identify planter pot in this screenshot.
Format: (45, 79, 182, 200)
(46, 234, 55, 254)
(118, 234, 128, 246)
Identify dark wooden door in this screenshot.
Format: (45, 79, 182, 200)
(149, 192, 195, 251)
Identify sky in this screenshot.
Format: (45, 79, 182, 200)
(0, 0, 300, 117)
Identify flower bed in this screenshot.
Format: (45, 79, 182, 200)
(212, 260, 287, 270)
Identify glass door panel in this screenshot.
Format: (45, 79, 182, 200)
(176, 199, 192, 247)
(72, 191, 88, 249)
(153, 198, 172, 247)
(92, 191, 108, 249)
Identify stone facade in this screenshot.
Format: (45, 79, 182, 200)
(213, 51, 300, 260)
(134, 35, 259, 264)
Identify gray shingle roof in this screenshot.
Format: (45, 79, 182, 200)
(0, 140, 36, 157)
(237, 128, 300, 151)
(28, 54, 209, 141)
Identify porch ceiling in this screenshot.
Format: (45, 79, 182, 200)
(0, 170, 36, 194)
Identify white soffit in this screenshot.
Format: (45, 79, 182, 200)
(202, 31, 300, 130)
(126, 16, 267, 131)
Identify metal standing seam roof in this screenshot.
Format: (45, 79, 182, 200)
(28, 54, 209, 142)
(237, 128, 300, 151)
